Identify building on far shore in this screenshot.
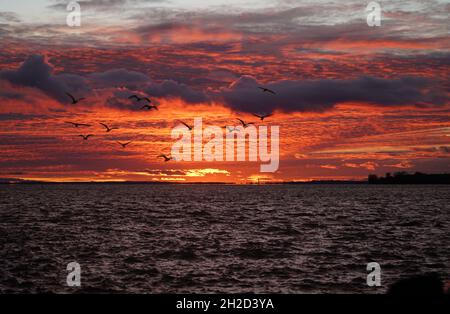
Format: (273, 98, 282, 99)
(368, 172, 450, 184)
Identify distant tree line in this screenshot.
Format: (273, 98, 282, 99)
(368, 172, 450, 184)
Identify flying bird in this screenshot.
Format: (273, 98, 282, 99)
(129, 95, 151, 103)
(225, 126, 239, 133)
(100, 123, 118, 132)
(79, 134, 94, 140)
(158, 154, 173, 162)
(252, 113, 273, 121)
(117, 141, 132, 148)
(258, 87, 276, 95)
(237, 118, 254, 128)
(66, 92, 85, 104)
(141, 104, 159, 111)
(65, 122, 91, 128)
(177, 120, 193, 131)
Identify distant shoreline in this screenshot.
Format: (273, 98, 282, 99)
(1, 172, 449, 185)
(1, 180, 449, 185)
(0, 180, 365, 185)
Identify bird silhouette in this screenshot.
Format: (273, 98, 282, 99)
(117, 141, 132, 148)
(65, 121, 91, 128)
(100, 123, 118, 132)
(79, 134, 94, 140)
(129, 95, 151, 103)
(237, 118, 254, 128)
(141, 104, 159, 111)
(225, 126, 239, 133)
(66, 92, 85, 104)
(252, 113, 273, 121)
(177, 120, 193, 131)
(258, 87, 276, 95)
(158, 154, 173, 162)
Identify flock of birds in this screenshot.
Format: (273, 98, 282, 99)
(64, 86, 276, 162)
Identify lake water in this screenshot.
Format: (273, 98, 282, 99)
(0, 184, 448, 293)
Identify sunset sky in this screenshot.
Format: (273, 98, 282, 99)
(0, 0, 449, 183)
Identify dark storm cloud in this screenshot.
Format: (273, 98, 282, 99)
(3, 55, 447, 113)
(0, 54, 208, 106)
(89, 69, 150, 88)
(145, 80, 209, 104)
(218, 75, 449, 113)
(107, 78, 210, 108)
(107, 71, 449, 112)
(0, 55, 89, 103)
(105, 89, 143, 111)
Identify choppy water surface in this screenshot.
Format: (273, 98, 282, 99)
(0, 184, 448, 293)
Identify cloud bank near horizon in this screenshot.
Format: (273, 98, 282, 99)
(1, 55, 448, 113)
